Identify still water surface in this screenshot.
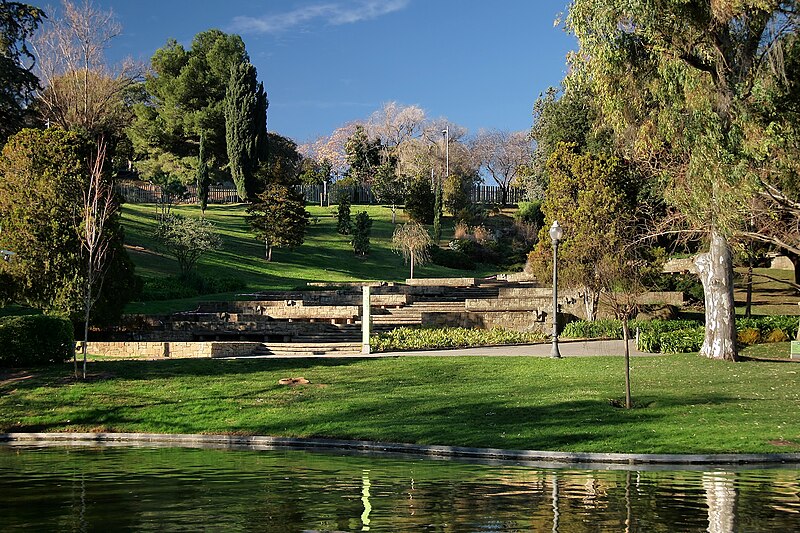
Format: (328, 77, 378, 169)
(0, 445, 798, 531)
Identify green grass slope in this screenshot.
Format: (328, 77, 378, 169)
(121, 203, 498, 313)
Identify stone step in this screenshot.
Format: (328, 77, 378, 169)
(248, 342, 363, 357)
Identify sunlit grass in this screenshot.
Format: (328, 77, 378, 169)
(2, 354, 798, 454)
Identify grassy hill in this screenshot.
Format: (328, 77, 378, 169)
(121, 203, 501, 314)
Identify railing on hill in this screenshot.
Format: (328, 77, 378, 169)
(115, 180, 525, 206)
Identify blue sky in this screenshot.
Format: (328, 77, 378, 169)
(88, 1, 575, 143)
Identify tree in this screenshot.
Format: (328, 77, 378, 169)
(0, 1, 44, 145)
(527, 143, 634, 321)
(392, 221, 433, 279)
(0, 128, 137, 321)
(259, 132, 302, 189)
(352, 211, 372, 257)
(299, 156, 332, 206)
(153, 214, 221, 276)
(247, 183, 308, 262)
(344, 124, 381, 186)
(404, 176, 435, 224)
(128, 29, 250, 185)
(225, 60, 266, 201)
(567, 0, 800, 360)
(471, 129, 531, 206)
(77, 138, 116, 378)
(336, 189, 352, 235)
(32, 0, 138, 142)
(196, 132, 210, 214)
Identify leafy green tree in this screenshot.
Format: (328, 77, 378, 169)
(352, 211, 372, 256)
(225, 61, 267, 201)
(344, 124, 381, 186)
(527, 143, 634, 321)
(0, 1, 44, 146)
(404, 176, 435, 224)
(299, 157, 332, 206)
(153, 214, 222, 276)
(260, 132, 302, 189)
(567, 0, 799, 360)
(371, 161, 407, 224)
(336, 189, 352, 235)
(0, 128, 137, 320)
(247, 183, 309, 261)
(128, 29, 250, 185)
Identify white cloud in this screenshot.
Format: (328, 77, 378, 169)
(230, 0, 409, 34)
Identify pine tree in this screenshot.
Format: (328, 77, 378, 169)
(225, 61, 261, 201)
(247, 183, 309, 261)
(352, 211, 372, 256)
(336, 189, 352, 235)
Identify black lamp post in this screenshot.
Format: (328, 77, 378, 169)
(549, 221, 563, 359)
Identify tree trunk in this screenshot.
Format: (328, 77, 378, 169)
(695, 230, 738, 361)
(265, 239, 272, 262)
(622, 318, 632, 409)
(744, 258, 753, 318)
(391, 204, 396, 224)
(582, 287, 599, 321)
(410, 249, 415, 279)
(787, 251, 800, 288)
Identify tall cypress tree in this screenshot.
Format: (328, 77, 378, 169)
(197, 132, 210, 214)
(225, 61, 260, 201)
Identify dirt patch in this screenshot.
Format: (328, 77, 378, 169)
(278, 377, 310, 386)
(768, 439, 799, 447)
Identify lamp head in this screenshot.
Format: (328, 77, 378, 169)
(549, 221, 563, 243)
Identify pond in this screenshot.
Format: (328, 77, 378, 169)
(0, 444, 798, 531)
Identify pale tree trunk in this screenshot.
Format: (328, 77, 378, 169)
(582, 287, 599, 321)
(410, 249, 415, 279)
(265, 239, 272, 262)
(695, 230, 738, 361)
(391, 204, 397, 224)
(703, 472, 737, 533)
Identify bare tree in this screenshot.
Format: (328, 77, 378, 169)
(79, 138, 115, 378)
(471, 129, 531, 206)
(391, 222, 432, 279)
(366, 101, 426, 149)
(32, 0, 139, 136)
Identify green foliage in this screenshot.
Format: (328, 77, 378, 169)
(657, 327, 706, 354)
(351, 211, 372, 256)
(225, 61, 261, 201)
(0, 128, 136, 321)
(514, 201, 544, 228)
(404, 176, 435, 224)
(0, 315, 74, 367)
(344, 125, 381, 186)
(562, 318, 704, 354)
(736, 316, 798, 340)
(128, 30, 250, 184)
(0, 1, 43, 145)
(153, 214, 222, 275)
(430, 246, 476, 271)
(260, 133, 302, 189)
(247, 183, 309, 261)
(336, 190, 352, 235)
(140, 274, 245, 301)
(370, 326, 545, 351)
(196, 133, 210, 212)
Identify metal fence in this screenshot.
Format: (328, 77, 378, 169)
(115, 180, 524, 206)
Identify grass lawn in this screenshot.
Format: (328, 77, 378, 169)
(2, 353, 798, 454)
(121, 203, 500, 314)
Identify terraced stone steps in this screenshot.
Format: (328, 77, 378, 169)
(248, 342, 363, 357)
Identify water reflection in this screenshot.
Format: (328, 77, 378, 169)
(0, 445, 798, 531)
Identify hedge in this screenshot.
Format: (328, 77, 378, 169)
(0, 315, 74, 367)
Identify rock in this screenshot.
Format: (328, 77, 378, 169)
(635, 305, 679, 321)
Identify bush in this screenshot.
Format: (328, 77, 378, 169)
(658, 327, 705, 353)
(405, 178, 435, 224)
(140, 274, 246, 301)
(737, 327, 762, 346)
(0, 315, 74, 367)
(351, 211, 372, 256)
(336, 190, 352, 235)
(515, 201, 544, 228)
(430, 246, 476, 271)
(736, 316, 798, 340)
(370, 326, 546, 352)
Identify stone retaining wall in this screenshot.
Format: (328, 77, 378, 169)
(83, 341, 261, 359)
(421, 311, 549, 333)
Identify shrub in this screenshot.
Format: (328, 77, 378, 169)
(658, 327, 705, 353)
(140, 274, 246, 301)
(430, 246, 476, 271)
(404, 178, 435, 224)
(764, 328, 790, 343)
(336, 190, 352, 235)
(737, 327, 762, 347)
(370, 326, 546, 352)
(0, 315, 74, 367)
(515, 200, 544, 227)
(352, 211, 372, 256)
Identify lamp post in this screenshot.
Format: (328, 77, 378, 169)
(549, 221, 563, 359)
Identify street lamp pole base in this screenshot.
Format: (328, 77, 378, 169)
(550, 339, 562, 359)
